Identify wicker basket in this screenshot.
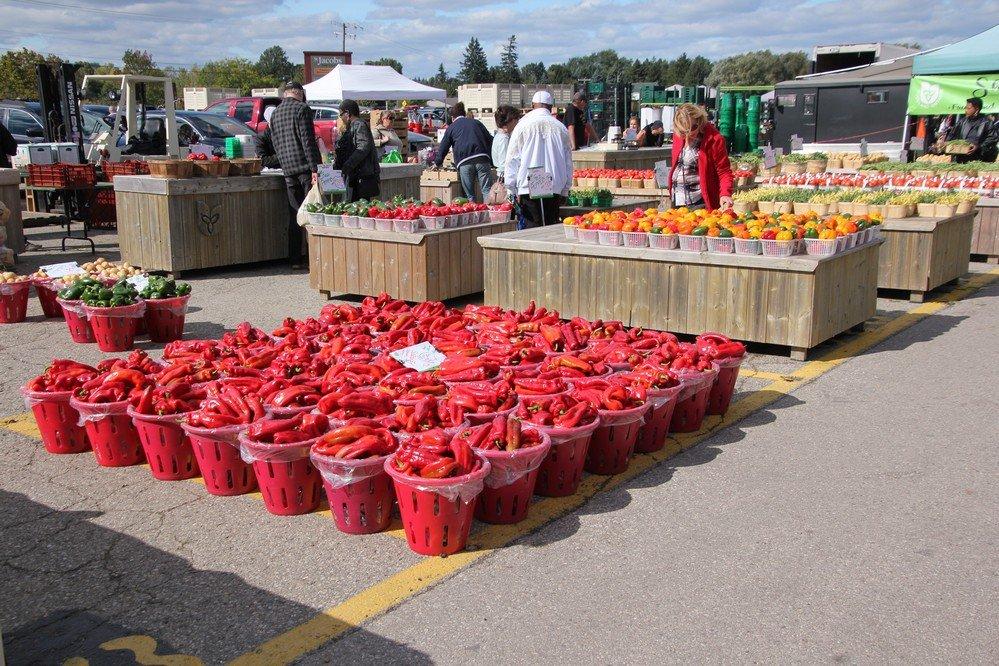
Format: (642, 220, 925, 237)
(619, 178, 642, 189)
(598, 177, 621, 188)
(781, 162, 806, 174)
(192, 160, 231, 178)
(229, 158, 262, 176)
(806, 160, 828, 174)
(643, 178, 659, 189)
(147, 160, 195, 179)
(577, 177, 599, 187)
(732, 201, 757, 215)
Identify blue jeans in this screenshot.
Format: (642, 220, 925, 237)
(458, 156, 494, 203)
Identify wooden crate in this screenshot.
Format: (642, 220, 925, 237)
(308, 220, 516, 301)
(480, 225, 882, 360)
(378, 164, 423, 200)
(971, 198, 998, 263)
(878, 212, 974, 302)
(571, 147, 670, 172)
(0, 168, 25, 253)
(114, 174, 289, 273)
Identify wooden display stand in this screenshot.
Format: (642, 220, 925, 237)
(0, 168, 25, 253)
(877, 212, 974, 302)
(571, 147, 671, 172)
(971, 198, 998, 263)
(377, 164, 423, 200)
(114, 174, 288, 273)
(480, 226, 882, 360)
(308, 220, 517, 301)
(559, 197, 660, 218)
(420, 169, 492, 202)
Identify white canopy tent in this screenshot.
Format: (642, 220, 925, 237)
(303, 65, 446, 102)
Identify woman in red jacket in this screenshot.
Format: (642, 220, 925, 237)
(667, 103, 734, 210)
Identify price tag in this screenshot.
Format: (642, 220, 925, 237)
(39, 261, 83, 278)
(790, 134, 803, 151)
(189, 143, 214, 157)
(859, 139, 869, 157)
(317, 165, 346, 193)
(653, 159, 671, 188)
(762, 146, 778, 170)
(390, 342, 446, 372)
(126, 274, 149, 292)
(527, 167, 554, 199)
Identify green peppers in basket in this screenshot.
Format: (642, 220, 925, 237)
(139, 275, 192, 300)
(81, 279, 138, 307)
(57, 277, 100, 301)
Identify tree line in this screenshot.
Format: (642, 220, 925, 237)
(0, 40, 812, 104)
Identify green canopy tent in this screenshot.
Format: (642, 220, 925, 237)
(907, 26, 999, 115)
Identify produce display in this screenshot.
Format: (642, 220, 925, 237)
(735, 186, 978, 220)
(140, 276, 192, 300)
(759, 170, 997, 194)
(73, 278, 140, 308)
(304, 196, 507, 232)
(573, 169, 657, 189)
(563, 206, 881, 257)
(0, 271, 29, 284)
(25, 292, 747, 555)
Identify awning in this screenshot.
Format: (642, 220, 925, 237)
(907, 73, 999, 114)
(303, 65, 446, 102)
(912, 26, 999, 75)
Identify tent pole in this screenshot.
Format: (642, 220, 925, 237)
(900, 113, 911, 161)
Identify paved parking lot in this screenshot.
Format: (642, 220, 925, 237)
(1, 226, 996, 664)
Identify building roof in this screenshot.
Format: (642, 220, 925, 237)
(776, 57, 913, 89)
(912, 26, 999, 75)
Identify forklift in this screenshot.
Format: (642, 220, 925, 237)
(80, 74, 181, 161)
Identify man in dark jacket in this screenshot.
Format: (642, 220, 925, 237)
(0, 121, 17, 169)
(334, 100, 380, 202)
(947, 97, 998, 163)
(269, 81, 321, 268)
(434, 102, 493, 202)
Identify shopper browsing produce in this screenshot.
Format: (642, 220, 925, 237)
(372, 111, 404, 157)
(491, 105, 523, 182)
(945, 98, 998, 163)
(335, 99, 381, 203)
(434, 102, 494, 203)
(668, 103, 734, 211)
(504, 91, 574, 228)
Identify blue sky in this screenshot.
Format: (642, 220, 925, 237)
(1, 0, 997, 78)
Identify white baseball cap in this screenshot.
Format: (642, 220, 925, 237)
(532, 90, 554, 105)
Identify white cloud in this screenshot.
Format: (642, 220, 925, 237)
(1, 0, 995, 77)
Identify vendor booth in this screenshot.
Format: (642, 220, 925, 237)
(303, 65, 447, 103)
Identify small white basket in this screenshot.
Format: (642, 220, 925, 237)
(393, 218, 422, 233)
(563, 225, 577, 240)
(306, 212, 324, 225)
(374, 218, 394, 232)
(677, 234, 707, 252)
(705, 236, 735, 254)
(804, 238, 838, 257)
(488, 209, 511, 223)
(597, 230, 623, 246)
(622, 231, 649, 248)
(648, 232, 678, 250)
(421, 215, 447, 230)
(325, 214, 342, 227)
(734, 237, 762, 255)
(760, 239, 796, 258)
(358, 216, 376, 230)
(576, 228, 599, 244)
(341, 215, 359, 228)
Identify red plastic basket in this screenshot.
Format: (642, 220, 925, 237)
(706, 356, 744, 416)
(473, 430, 551, 524)
(238, 434, 323, 516)
(311, 452, 395, 535)
(102, 160, 149, 179)
(533, 418, 600, 497)
(22, 388, 90, 454)
(0, 282, 30, 323)
(32, 278, 64, 318)
(670, 366, 719, 433)
(27, 164, 67, 187)
(65, 164, 98, 187)
(57, 298, 94, 343)
(634, 384, 683, 454)
(129, 408, 201, 481)
(143, 295, 189, 343)
(70, 398, 145, 467)
(585, 403, 650, 475)
(84, 302, 145, 352)
(384, 453, 490, 556)
(183, 423, 256, 496)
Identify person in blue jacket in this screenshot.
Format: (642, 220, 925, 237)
(434, 102, 494, 202)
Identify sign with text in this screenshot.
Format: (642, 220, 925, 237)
(39, 262, 83, 279)
(653, 159, 671, 188)
(762, 146, 777, 170)
(390, 342, 446, 372)
(126, 274, 150, 292)
(791, 134, 804, 151)
(527, 167, 554, 199)
(317, 165, 346, 193)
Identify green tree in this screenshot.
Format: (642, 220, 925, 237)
(0, 48, 62, 99)
(459, 37, 489, 83)
(545, 63, 574, 84)
(498, 35, 520, 83)
(520, 61, 546, 84)
(364, 57, 404, 74)
(197, 58, 269, 95)
(687, 56, 712, 86)
(257, 45, 295, 83)
(705, 50, 807, 88)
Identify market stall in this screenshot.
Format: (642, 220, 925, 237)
(878, 212, 974, 302)
(972, 198, 998, 263)
(308, 217, 516, 301)
(303, 64, 446, 103)
(115, 174, 289, 273)
(0, 168, 24, 254)
(378, 163, 424, 200)
(480, 225, 881, 360)
(571, 146, 671, 172)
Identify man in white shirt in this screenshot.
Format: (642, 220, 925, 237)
(504, 91, 574, 228)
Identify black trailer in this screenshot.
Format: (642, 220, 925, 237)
(772, 57, 912, 152)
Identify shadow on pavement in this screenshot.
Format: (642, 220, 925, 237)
(0, 490, 430, 664)
(818, 313, 967, 361)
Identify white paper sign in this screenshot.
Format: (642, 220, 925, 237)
(126, 274, 150, 292)
(527, 167, 554, 199)
(790, 134, 804, 151)
(859, 139, 869, 157)
(762, 146, 778, 170)
(317, 165, 346, 193)
(189, 143, 214, 158)
(390, 342, 446, 372)
(40, 261, 83, 279)
(653, 159, 671, 188)
(909, 136, 925, 151)
(436, 129, 446, 143)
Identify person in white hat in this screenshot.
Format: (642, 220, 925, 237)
(503, 90, 574, 228)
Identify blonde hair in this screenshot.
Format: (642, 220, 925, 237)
(673, 103, 708, 136)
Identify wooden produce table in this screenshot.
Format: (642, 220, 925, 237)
(114, 174, 288, 273)
(378, 163, 424, 200)
(878, 212, 974, 302)
(308, 220, 517, 301)
(420, 169, 494, 202)
(971, 198, 998, 263)
(0, 168, 25, 253)
(571, 146, 670, 172)
(559, 197, 660, 218)
(479, 226, 883, 360)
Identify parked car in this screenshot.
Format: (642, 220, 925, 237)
(312, 105, 339, 151)
(1, 101, 110, 148)
(203, 96, 281, 133)
(120, 111, 255, 153)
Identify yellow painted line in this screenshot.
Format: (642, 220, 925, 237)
(228, 269, 999, 665)
(1, 411, 40, 439)
(738, 369, 792, 382)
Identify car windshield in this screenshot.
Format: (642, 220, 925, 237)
(81, 111, 110, 137)
(183, 114, 251, 138)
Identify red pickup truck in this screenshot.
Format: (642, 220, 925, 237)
(203, 97, 338, 148)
